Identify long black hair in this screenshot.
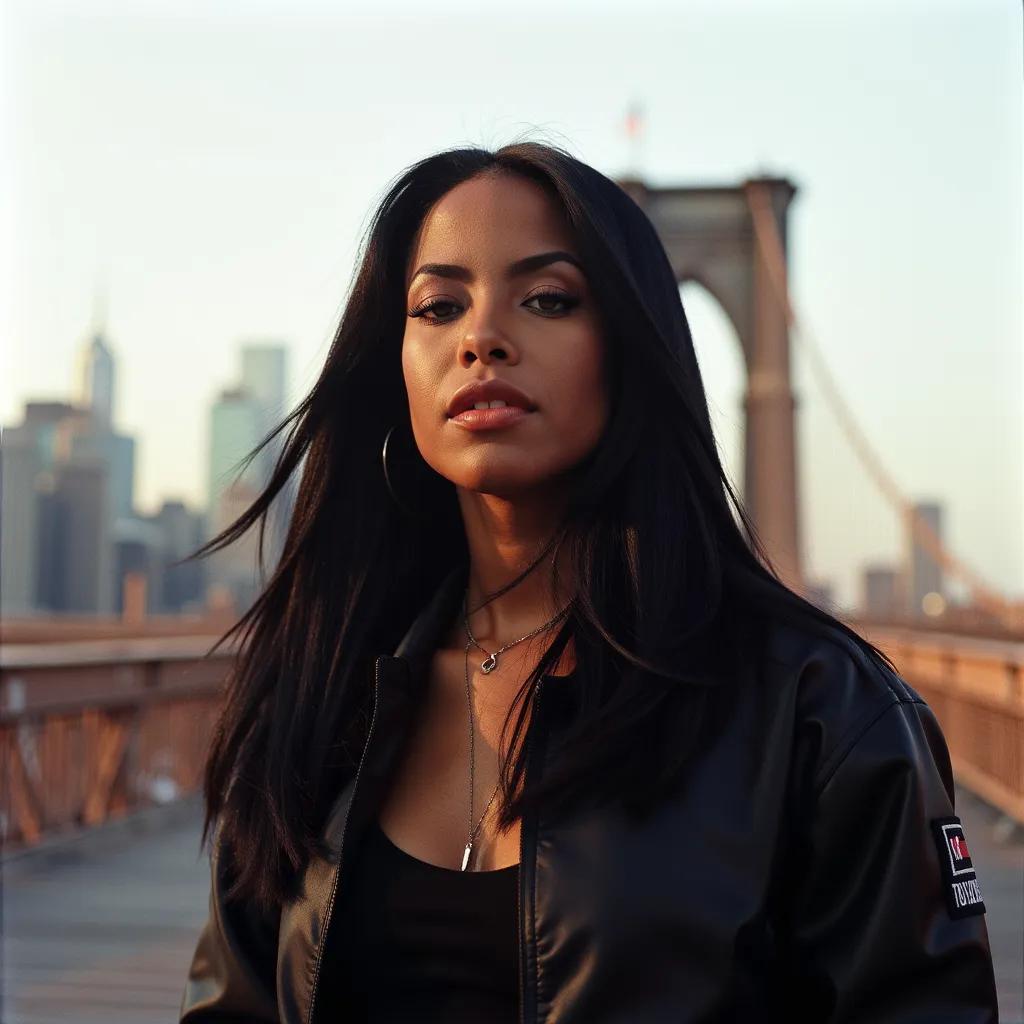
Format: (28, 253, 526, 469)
(190, 138, 898, 911)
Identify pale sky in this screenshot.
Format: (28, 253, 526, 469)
(1, 0, 1020, 609)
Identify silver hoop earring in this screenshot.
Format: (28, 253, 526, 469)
(382, 423, 415, 518)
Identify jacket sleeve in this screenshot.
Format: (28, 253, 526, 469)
(179, 822, 281, 1022)
(778, 694, 1000, 1022)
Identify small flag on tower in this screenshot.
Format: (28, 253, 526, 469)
(625, 101, 644, 140)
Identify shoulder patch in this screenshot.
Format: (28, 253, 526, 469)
(930, 816, 986, 919)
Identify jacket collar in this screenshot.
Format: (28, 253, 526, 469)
(393, 560, 470, 661)
(374, 560, 471, 700)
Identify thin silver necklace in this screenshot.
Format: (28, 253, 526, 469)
(463, 592, 571, 674)
(459, 591, 572, 872)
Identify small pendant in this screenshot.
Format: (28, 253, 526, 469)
(481, 653, 498, 674)
(461, 840, 473, 872)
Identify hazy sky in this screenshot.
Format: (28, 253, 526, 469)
(2, 0, 1020, 608)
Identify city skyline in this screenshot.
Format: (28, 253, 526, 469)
(1, 328, 291, 618)
(1, 321, 983, 625)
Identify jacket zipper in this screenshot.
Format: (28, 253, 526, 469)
(305, 656, 383, 1024)
(518, 675, 547, 1024)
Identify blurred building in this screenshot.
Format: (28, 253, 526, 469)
(148, 499, 206, 613)
(71, 320, 136, 518)
(908, 501, 945, 617)
(112, 517, 166, 616)
(2, 317, 141, 614)
(2, 401, 116, 614)
(240, 342, 297, 551)
(56, 461, 115, 612)
(38, 459, 115, 613)
(862, 563, 904, 618)
(3, 330, 291, 619)
(78, 327, 115, 426)
(208, 386, 266, 514)
(2, 395, 209, 618)
(2, 403, 82, 614)
(68, 427, 135, 520)
(241, 343, 287, 432)
(205, 342, 292, 612)
(1, 426, 44, 615)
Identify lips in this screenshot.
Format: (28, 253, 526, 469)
(446, 378, 538, 419)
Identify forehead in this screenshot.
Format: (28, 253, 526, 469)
(405, 173, 575, 285)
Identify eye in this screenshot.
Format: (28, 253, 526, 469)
(406, 289, 581, 325)
(523, 289, 581, 317)
(407, 298, 461, 323)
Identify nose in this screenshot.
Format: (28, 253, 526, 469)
(458, 302, 520, 367)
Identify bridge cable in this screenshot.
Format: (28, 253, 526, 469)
(744, 181, 1014, 626)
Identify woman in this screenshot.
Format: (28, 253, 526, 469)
(179, 141, 999, 1022)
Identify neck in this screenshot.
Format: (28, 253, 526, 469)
(455, 487, 575, 656)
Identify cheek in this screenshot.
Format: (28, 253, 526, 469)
(552, 336, 608, 444)
(401, 338, 441, 426)
(564, 364, 608, 448)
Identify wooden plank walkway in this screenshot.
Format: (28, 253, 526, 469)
(2, 797, 211, 1024)
(1, 785, 1021, 1023)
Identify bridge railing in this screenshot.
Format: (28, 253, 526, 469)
(859, 624, 1024, 824)
(1, 637, 235, 849)
(3, 626, 1022, 849)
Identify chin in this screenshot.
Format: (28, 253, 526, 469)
(447, 458, 566, 501)
(455, 472, 548, 500)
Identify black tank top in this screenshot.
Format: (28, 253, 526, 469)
(328, 815, 520, 1022)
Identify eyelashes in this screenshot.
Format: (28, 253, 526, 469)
(407, 288, 581, 324)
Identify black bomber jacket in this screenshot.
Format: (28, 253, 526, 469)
(179, 565, 1000, 1022)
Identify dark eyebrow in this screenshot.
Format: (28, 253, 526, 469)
(408, 250, 584, 287)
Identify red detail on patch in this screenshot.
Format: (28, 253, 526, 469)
(950, 836, 970, 860)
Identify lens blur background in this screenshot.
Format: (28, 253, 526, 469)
(1, 1, 1021, 1021)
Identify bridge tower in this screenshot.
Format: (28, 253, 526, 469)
(617, 176, 803, 593)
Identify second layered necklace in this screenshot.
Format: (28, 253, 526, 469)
(458, 590, 571, 872)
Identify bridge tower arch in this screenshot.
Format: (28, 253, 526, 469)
(617, 176, 803, 592)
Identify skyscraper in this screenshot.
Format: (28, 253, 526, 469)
(907, 500, 945, 617)
(863, 564, 904, 618)
(78, 331, 115, 427)
(71, 310, 137, 519)
(1, 401, 116, 614)
(149, 499, 206, 613)
(207, 386, 265, 515)
(240, 343, 287, 426)
(68, 427, 135, 520)
(205, 342, 290, 612)
(0, 427, 43, 615)
(2, 403, 77, 613)
(49, 460, 115, 613)
(77, 290, 116, 426)
(1, 299, 141, 615)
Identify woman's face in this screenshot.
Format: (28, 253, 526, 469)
(402, 171, 608, 500)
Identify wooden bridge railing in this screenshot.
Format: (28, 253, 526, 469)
(859, 624, 1024, 824)
(1, 637, 236, 850)
(2, 625, 1022, 850)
